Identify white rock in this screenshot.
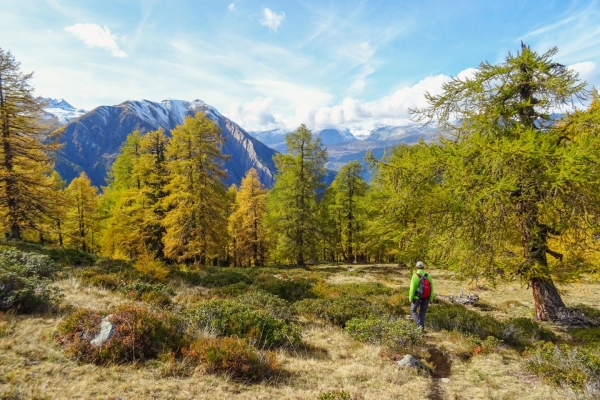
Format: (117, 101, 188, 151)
(91, 315, 115, 347)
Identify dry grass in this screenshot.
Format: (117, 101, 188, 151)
(2, 265, 594, 399)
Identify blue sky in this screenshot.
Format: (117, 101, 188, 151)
(2, 0, 600, 134)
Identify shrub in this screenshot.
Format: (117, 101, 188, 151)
(571, 327, 600, 344)
(345, 316, 424, 352)
(317, 390, 352, 400)
(293, 296, 375, 327)
(183, 337, 279, 382)
(133, 252, 169, 282)
(82, 272, 121, 290)
(56, 305, 186, 364)
(318, 282, 393, 299)
(120, 280, 175, 306)
(502, 317, 556, 348)
(236, 290, 293, 322)
(0, 249, 63, 313)
(254, 274, 316, 302)
(210, 282, 252, 298)
(187, 298, 301, 349)
(427, 303, 504, 339)
(524, 342, 600, 392)
(174, 268, 254, 288)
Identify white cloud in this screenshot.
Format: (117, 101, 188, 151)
(260, 8, 285, 33)
(228, 3, 235, 11)
(64, 23, 126, 57)
(569, 61, 598, 84)
(231, 71, 458, 134)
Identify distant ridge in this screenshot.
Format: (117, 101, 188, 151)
(53, 99, 279, 189)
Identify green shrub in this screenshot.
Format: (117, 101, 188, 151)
(236, 290, 293, 322)
(317, 390, 352, 400)
(427, 303, 504, 339)
(320, 282, 393, 298)
(187, 298, 301, 349)
(345, 316, 424, 352)
(254, 274, 316, 302)
(210, 282, 252, 298)
(120, 280, 175, 306)
(524, 342, 600, 392)
(56, 305, 186, 364)
(182, 337, 279, 382)
(174, 268, 253, 287)
(293, 296, 375, 327)
(502, 317, 556, 348)
(0, 249, 63, 313)
(571, 327, 600, 344)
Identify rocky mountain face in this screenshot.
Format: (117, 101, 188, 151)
(53, 99, 278, 189)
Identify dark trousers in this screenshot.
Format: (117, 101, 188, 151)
(410, 298, 430, 329)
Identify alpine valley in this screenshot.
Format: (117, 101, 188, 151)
(45, 98, 439, 188)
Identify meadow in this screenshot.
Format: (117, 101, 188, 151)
(2, 243, 599, 400)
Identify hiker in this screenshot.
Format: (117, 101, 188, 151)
(408, 261, 434, 331)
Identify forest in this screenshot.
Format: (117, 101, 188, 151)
(1, 45, 600, 399)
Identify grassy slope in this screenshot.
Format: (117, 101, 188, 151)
(2, 258, 595, 400)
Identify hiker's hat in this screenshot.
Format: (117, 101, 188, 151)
(416, 261, 424, 268)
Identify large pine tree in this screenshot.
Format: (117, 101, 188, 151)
(0, 48, 60, 239)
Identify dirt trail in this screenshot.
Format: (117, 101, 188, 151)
(426, 345, 451, 400)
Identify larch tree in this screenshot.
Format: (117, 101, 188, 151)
(325, 161, 368, 263)
(65, 172, 100, 253)
(162, 112, 229, 265)
(100, 131, 145, 258)
(230, 168, 268, 267)
(0, 48, 61, 240)
(267, 125, 327, 267)
(375, 44, 596, 321)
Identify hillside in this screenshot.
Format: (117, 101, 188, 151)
(2, 243, 599, 400)
(53, 99, 279, 188)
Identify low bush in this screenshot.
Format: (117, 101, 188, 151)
(345, 316, 424, 352)
(254, 274, 316, 302)
(56, 304, 186, 364)
(81, 272, 121, 290)
(187, 298, 301, 349)
(173, 268, 253, 288)
(209, 282, 252, 298)
(317, 390, 352, 400)
(316, 282, 393, 299)
(427, 303, 504, 339)
(236, 290, 293, 322)
(571, 326, 600, 344)
(502, 317, 556, 348)
(0, 249, 63, 313)
(524, 342, 600, 393)
(293, 296, 375, 327)
(120, 280, 175, 306)
(182, 337, 279, 382)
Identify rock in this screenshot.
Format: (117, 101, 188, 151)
(396, 354, 431, 375)
(441, 378, 450, 384)
(91, 315, 115, 347)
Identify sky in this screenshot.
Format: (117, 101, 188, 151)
(2, 0, 600, 135)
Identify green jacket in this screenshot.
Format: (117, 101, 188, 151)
(408, 269, 434, 301)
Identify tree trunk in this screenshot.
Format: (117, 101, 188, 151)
(531, 277, 566, 321)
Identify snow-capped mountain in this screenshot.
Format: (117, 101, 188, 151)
(40, 98, 86, 124)
(55, 99, 278, 189)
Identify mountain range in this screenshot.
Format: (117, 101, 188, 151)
(50, 99, 278, 189)
(44, 98, 440, 189)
